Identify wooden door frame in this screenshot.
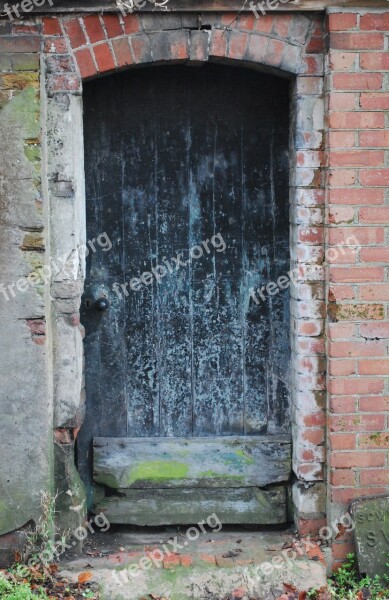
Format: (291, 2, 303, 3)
(44, 11, 326, 533)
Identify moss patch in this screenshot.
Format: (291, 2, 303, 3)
(128, 461, 189, 485)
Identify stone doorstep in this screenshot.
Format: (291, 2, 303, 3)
(58, 530, 327, 599)
(59, 560, 327, 600)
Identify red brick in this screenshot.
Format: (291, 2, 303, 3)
(360, 169, 389, 186)
(328, 285, 355, 300)
(329, 379, 385, 397)
(360, 206, 389, 222)
(163, 554, 180, 569)
(64, 18, 86, 49)
(46, 74, 80, 92)
(12, 24, 40, 35)
(360, 246, 389, 263)
(330, 433, 356, 450)
(246, 33, 268, 63)
(332, 542, 357, 560)
(199, 554, 216, 565)
(328, 189, 384, 205)
(327, 131, 355, 149)
(112, 38, 133, 68)
(359, 396, 389, 412)
(328, 323, 356, 340)
(360, 53, 389, 71)
(330, 414, 386, 433)
(329, 51, 357, 72)
(330, 150, 384, 168)
(130, 35, 151, 64)
(359, 130, 389, 148)
(329, 340, 385, 358)
(329, 227, 384, 245)
(123, 14, 141, 35)
(330, 267, 383, 283)
(210, 29, 227, 57)
(333, 73, 383, 91)
(360, 470, 389, 486)
(331, 396, 357, 415)
(170, 32, 189, 60)
(44, 38, 68, 54)
(331, 451, 385, 468)
(303, 412, 326, 428)
(359, 432, 389, 448)
(237, 14, 256, 31)
(102, 14, 123, 38)
(360, 13, 389, 31)
(74, 47, 96, 78)
(298, 227, 324, 245)
(302, 428, 325, 445)
(360, 323, 389, 339)
(329, 206, 354, 224)
(360, 93, 389, 110)
(332, 487, 385, 503)
(330, 359, 356, 376)
(328, 13, 357, 31)
(329, 112, 384, 129)
(228, 31, 248, 60)
(307, 36, 325, 55)
(43, 17, 62, 36)
(265, 38, 285, 68)
(327, 247, 357, 265)
(254, 15, 273, 34)
(272, 14, 293, 37)
(93, 42, 115, 72)
(180, 555, 193, 567)
(330, 32, 384, 50)
(359, 285, 389, 301)
(296, 518, 327, 537)
(359, 359, 389, 375)
(331, 469, 356, 487)
(328, 169, 357, 187)
(83, 15, 105, 43)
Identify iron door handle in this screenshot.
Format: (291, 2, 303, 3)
(94, 298, 110, 311)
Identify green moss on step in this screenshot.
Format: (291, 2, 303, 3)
(128, 461, 189, 485)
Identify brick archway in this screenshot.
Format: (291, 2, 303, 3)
(44, 10, 326, 537)
(43, 12, 323, 91)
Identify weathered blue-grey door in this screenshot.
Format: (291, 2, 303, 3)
(78, 64, 292, 524)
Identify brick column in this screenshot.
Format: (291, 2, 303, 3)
(326, 8, 389, 567)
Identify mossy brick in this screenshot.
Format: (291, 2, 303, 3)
(0, 35, 40, 53)
(0, 72, 39, 91)
(11, 53, 40, 71)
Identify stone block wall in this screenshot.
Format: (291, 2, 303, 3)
(0, 19, 52, 538)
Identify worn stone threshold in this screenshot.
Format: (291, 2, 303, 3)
(59, 527, 327, 600)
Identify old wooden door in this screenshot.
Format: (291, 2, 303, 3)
(78, 64, 292, 525)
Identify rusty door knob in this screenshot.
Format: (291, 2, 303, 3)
(94, 298, 110, 311)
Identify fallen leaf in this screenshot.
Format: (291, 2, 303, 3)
(78, 571, 93, 584)
(284, 583, 298, 594)
(335, 523, 346, 539)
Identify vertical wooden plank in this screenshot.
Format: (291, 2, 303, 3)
(153, 73, 193, 437)
(78, 77, 129, 498)
(190, 67, 244, 436)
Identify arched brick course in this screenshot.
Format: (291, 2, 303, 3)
(42, 12, 324, 93)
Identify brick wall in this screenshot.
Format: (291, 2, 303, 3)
(326, 8, 389, 567)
